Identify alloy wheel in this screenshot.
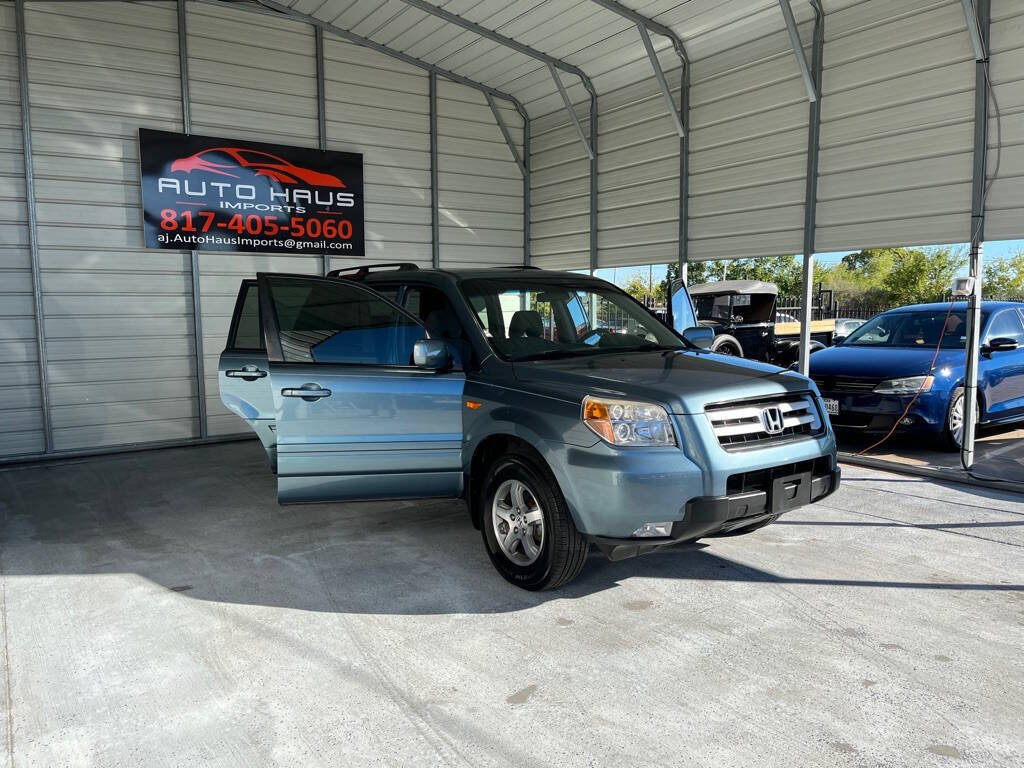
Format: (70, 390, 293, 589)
(491, 479, 545, 566)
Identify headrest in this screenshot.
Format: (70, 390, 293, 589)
(509, 310, 543, 338)
(425, 308, 461, 339)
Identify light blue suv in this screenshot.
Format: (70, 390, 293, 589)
(220, 264, 839, 590)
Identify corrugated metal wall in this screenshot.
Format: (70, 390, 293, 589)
(436, 81, 524, 268)
(1, 0, 526, 459)
(0, 2, 44, 456)
(986, 0, 1024, 240)
(24, 1, 198, 451)
(816, 0, 976, 251)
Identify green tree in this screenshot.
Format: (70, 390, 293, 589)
(623, 273, 651, 304)
(983, 250, 1024, 298)
(883, 246, 966, 304)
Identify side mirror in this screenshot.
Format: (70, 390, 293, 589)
(832, 335, 846, 346)
(413, 339, 451, 370)
(682, 326, 715, 349)
(984, 336, 1019, 354)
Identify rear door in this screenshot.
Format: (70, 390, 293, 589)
(219, 280, 277, 465)
(258, 274, 465, 504)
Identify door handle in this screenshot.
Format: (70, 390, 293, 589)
(281, 384, 332, 402)
(226, 365, 267, 381)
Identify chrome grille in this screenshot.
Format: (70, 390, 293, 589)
(706, 393, 823, 449)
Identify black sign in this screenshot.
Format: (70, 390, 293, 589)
(139, 128, 363, 255)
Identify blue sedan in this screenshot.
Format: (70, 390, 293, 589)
(808, 301, 1024, 450)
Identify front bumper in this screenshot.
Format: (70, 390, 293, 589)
(821, 391, 946, 432)
(589, 464, 840, 561)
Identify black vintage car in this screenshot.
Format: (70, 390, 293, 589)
(689, 280, 834, 366)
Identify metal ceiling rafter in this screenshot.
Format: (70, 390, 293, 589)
(636, 23, 684, 138)
(780, 0, 818, 102)
(485, 93, 526, 177)
(585, 0, 690, 276)
(231, 0, 529, 120)
(393, 0, 596, 158)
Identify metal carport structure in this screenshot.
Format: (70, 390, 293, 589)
(1, 0, 1023, 466)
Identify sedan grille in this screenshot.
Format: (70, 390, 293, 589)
(811, 375, 880, 393)
(705, 393, 823, 450)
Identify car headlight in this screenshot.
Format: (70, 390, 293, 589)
(873, 375, 934, 394)
(582, 396, 676, 446)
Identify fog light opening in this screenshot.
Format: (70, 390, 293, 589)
(632, 522, 673, 538)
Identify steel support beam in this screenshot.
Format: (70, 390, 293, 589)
(797, 1, 824, 376)
(15, 0, 53, 453)
(636, 24, 684, 138)
(962, 0, 991, 470)
(779, 0, 818, 103)
(549, 64, 594, 160)
(246, 0, 527, 117)
(485, 93, 526, 177)
(589, 91, 598, 273)
(178, 0, 207, 439)
(523, 116, 531, 266)
(314, 23, 329, 274)
(961, 0, 987, 61)
(429, 71, 440, 269)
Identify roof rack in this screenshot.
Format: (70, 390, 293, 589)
(327, 263, 420, 281)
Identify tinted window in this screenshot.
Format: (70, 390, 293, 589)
(843, 310, 987, 349)
(230, 283, 264, 350)
(266, 277, 424, 365)
(986, 309, 1024, 343)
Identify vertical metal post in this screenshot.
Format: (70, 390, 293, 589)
(523, 113, 531, 266)
(315, 24, 329, 274)
(429, 71, 440, 269)
(962, 0, 990, 470)
(678, 57, 690, 287)
(178, 0, 207, 439)
(15, 0, 53, 453)
(589, 92, 598, 274)
(798, 2, 824, 376)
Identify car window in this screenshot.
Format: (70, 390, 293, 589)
(461, 278, 683, 361)
(986, 309, 1024, 343)
(695, 295, 732, 322)
(843, 310, 987, 349)
(229, 283, 264, 351)
(264, 277, 424, 365)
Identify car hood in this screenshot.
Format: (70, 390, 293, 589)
(512, 350, 812, 414)
(808, 345, 966, 379)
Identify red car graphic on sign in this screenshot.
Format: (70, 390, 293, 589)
(170, 147, 345, 187)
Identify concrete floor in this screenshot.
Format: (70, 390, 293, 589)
(1, 441, 1022, 768)
(837, 423, 1024, 485)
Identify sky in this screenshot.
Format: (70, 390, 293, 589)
(596, 239, 1024, 289)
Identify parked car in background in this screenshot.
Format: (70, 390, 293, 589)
(809, 301, 1024, 450)
(833, 317, 866, 340)
(682, 280, 835, 366)
(220, 265, 839, 590)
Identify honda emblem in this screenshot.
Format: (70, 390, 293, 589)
(761, 406, 785, 434)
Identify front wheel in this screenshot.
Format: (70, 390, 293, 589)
(480, 452, 588, 590)
(942, 387, 978, 451)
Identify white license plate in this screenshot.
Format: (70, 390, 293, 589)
(822, 397, 840, 416)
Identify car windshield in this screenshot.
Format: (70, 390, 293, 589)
(460, 278, 684, 361)
(842, 310, 984, 349)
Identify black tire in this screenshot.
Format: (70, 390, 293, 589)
(941, 387, 978, 452)
(710, 334, 743, 357)
(480, 451, 588, 591)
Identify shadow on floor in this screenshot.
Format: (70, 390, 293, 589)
(1, 441, 1021, 617)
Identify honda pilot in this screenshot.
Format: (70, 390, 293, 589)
(219, 264, 839, 590)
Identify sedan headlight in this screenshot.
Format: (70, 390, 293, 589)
(582, 396, 676, 446)
(873, 375, 934, 394)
